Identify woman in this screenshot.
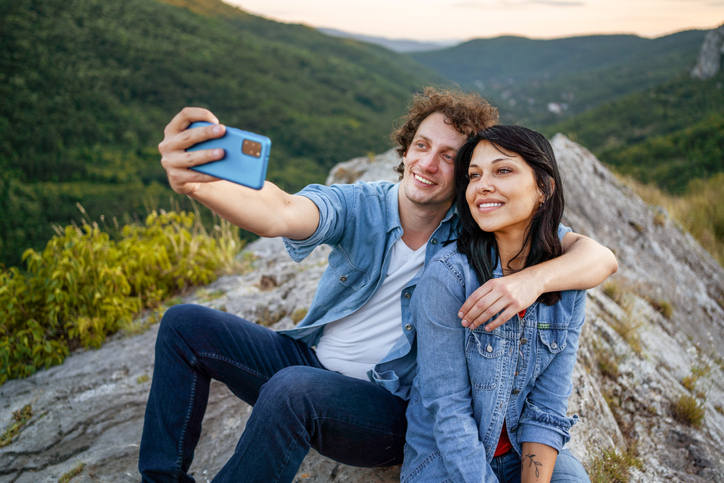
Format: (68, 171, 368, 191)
(401, 125, 590, 483)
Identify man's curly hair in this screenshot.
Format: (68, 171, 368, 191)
(391, 87, 499, 179)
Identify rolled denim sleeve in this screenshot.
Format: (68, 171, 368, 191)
(518, 290, 586, 451)
(413, 261, 496, 482)
(282, 184, 348, 262)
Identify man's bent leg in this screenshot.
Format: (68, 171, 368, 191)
(213, 366, 408, 483)
(139, 304, 322, 483)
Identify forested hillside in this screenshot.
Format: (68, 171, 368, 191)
(0, 0, 443, 267)
(546, 71, 724, 193)
(412, 31, 706, 126)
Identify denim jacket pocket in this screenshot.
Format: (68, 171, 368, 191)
(328, 246, 370, 290)
(467, 331, 504, 393)
(535, 328, 568, 376)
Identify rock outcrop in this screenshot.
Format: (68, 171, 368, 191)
(1, 138, 724, 482)
(692, 23, 724, 80)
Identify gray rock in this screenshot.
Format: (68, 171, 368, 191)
(692, 24, 724, 80)
(2, 137, 724, 482)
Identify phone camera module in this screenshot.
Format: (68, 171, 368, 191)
(242, 139, 263, 158)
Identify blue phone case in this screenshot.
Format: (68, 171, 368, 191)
(186, 121, 271, 190)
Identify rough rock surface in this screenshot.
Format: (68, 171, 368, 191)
(692, 23, 724, 80)
(2, 139, 724, 482)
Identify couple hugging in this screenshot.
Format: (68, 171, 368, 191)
(140, 87, 618, 483)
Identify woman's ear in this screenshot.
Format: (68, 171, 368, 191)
(539, 179, 554, 205)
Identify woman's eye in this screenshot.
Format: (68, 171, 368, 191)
(468, 173, 481, 179)
(497, 168, 512, 175)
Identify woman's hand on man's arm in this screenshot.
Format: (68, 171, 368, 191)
(459, 232, 617, 331)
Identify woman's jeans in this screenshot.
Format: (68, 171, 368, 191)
(138, 304, 408, 483)
(491, 448, 591, 483)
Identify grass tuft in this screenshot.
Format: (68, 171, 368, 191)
(58, 462, 86, 483)
(587, 445, 643, 483)
(0, 404, 33, 448)
(671, 395, 706, 428)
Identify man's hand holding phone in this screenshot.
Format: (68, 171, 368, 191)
(158, 108, 228, 197)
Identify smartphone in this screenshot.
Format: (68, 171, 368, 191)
(186, 121, 271, 190)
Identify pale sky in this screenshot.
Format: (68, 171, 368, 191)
(223, 0, 723, 41)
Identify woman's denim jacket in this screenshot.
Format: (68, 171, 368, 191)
(401, 241, 586, 483)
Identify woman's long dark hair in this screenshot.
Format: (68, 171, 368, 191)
(455, 125, 565, 305)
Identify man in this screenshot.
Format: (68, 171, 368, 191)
(139, 88, 617, 482)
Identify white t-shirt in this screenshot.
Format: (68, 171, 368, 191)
(315, 238, 427, 380)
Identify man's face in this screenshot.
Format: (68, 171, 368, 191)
(400, 112, 467, 211)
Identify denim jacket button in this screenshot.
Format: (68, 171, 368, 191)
(520, 337, 528, 345)
(486, 344, 493, 353)
(512, 389, 520, 395)
(551, 342, 558, 349)
(405, 324, 412, 331)
(340, 276, 347, 282)
(431, 238, 438, 245)
(404, 292, 411, 299)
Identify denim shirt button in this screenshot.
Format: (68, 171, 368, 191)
(405, 324, 412, 331)
(551, 342, 558, 349)
(486, 344, 493, 353)
(520, 337, 528, 345)
(340, 275, 347, 282)
(431, 238, 438, 245)
(404, 292, 411, 299)
(512, 389, 520, 395)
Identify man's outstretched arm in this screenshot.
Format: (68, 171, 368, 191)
(158, 107, 320, 240)
(459, 232, 617, 330)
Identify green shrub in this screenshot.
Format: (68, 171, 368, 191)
(0, 211, 242, 385)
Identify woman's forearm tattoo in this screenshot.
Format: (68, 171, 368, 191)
(522, 453, 543, 479)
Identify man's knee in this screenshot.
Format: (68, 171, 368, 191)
(256, 366, 327, 418)
(159, 304, 203, 337)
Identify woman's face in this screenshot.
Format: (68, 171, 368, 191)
(465, 140, 545, 242)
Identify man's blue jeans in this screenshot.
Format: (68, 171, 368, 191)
(491, 448, 591, 483)
(138, 304, 408, 483)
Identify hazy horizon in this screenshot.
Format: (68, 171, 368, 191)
(223, 0, 722, 42)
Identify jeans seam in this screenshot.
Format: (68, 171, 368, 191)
(175, 371, 197, 482)
(196, 351, 269, 381)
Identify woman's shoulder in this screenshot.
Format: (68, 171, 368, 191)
(534, 289, 586, 329)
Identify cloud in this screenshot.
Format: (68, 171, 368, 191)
(453, 0, 584, 8)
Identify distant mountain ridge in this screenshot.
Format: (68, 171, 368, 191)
(317, 28, 459, 53)
(411, 30, 708, 126)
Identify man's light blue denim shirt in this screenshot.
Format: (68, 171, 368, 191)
(279, 180, 457, 399)
(401, 238, 586, 483)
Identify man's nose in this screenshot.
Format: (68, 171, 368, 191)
(418, 151, 439, 172)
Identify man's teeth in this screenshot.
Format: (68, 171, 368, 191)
(478, 203, 503, 208)
(414, 174, 434, 185)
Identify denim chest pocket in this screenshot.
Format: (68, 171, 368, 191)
(535, 328, 568, 375)
(328, 246, 370, 290)
(466, 331, 505, 392)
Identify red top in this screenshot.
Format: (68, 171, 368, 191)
(494, 421, 513, 456)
